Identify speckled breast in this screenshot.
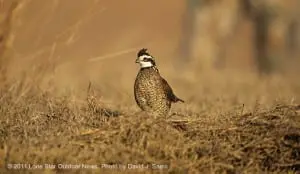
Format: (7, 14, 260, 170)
(134, 68, 171, 116)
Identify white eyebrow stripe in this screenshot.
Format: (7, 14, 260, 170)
(139, 55, 153, 59)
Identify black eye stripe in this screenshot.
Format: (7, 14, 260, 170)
(143, 58, 152, 61)
(145, 59, 155, 66)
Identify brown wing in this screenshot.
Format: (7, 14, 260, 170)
(161, 77, 184, 103)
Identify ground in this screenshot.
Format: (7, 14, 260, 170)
(0, 72, 299, 174)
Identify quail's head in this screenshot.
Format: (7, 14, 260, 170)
(135, 48, 156, 68)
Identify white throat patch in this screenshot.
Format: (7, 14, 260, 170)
(140, 61, 153, 68)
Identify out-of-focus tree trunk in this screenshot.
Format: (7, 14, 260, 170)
(253, 7, 271, 74)
(240, 0, 272, 74)
(176, 0, 241, 71)
(286, 19, 299, 59)
(176, 0, 200, 68)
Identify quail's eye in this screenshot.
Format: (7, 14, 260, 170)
(144, 58, 151, 62)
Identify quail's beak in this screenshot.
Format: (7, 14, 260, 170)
(135, 58, 140, 63)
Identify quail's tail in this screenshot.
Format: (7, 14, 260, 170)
(174, 96, 184, 103)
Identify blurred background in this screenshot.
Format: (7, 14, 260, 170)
(178, 0, 300, 73)
(0, 0, 299, 104)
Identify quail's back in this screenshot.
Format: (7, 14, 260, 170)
(134, 48, 184, 117)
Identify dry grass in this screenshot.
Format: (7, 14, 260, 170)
(0, 74, 299, 174)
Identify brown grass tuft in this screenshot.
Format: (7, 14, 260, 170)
(0, 82, 299, 173)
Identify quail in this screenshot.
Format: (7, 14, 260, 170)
(134, 48, 184, 117)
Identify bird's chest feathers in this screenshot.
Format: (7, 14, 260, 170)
(135, 68, 161, 88)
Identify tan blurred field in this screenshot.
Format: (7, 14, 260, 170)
(0, 0, 300, 173)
